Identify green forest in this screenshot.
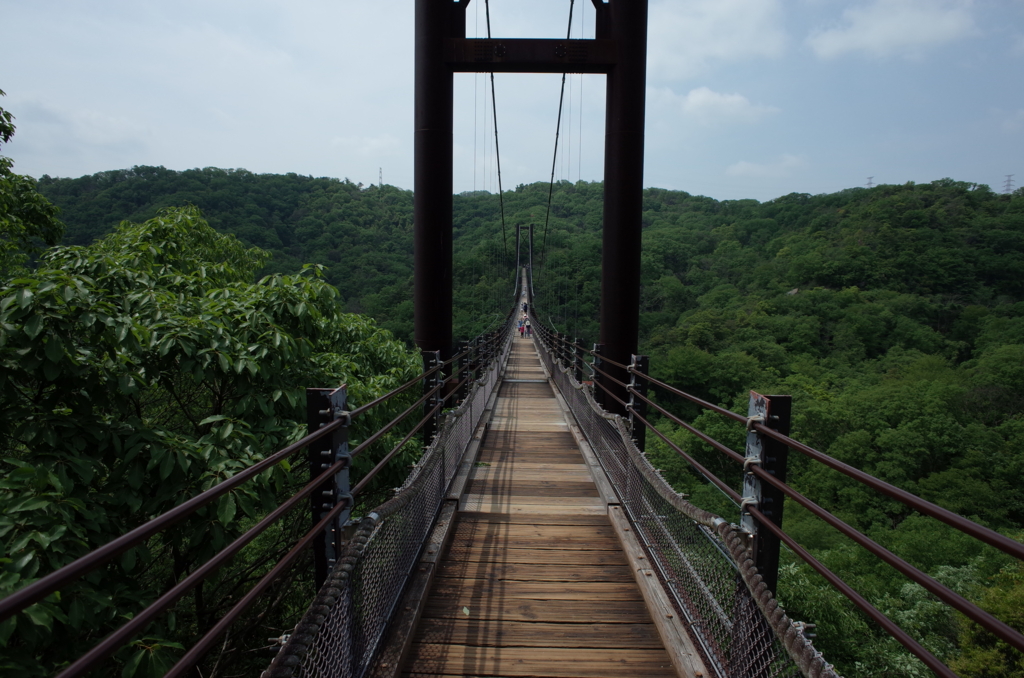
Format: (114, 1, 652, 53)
(3, 115, 1024, 675)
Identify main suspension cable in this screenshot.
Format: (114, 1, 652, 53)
(578, 0, 584, 182)
(541, 0, 576, 268)
(484, 0, 509, 279)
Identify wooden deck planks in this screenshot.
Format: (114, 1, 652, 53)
(403, 338, 677, 677)
(405, 645, 676, 678)
(436, 560, 635, 583)
(411, 619, 665, 648)
(462, 479, 600, 497)
(429, 580, 645, 601)
(451, 522, 618, 540)
(443, 546, 629, 566)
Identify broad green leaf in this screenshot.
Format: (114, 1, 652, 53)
(23, 314, 44, 339)
(217, 493, 236, 525)
(15, 287, 33, 309)
(30, 531, 52, 548)
(0, 616, 16, 647)
(121, 646, 146, 678)
(42, 360, 61, 381)
(44, 335, 64, 362)
(12, 497, 51, 512)
(121, 548, 137, 572)
(199, 414, 228, 425)
(0, 571, 20, 590)
(22, 604, 52, 631)
(119, 373, 137, 392)
(159, 448, 175, 480)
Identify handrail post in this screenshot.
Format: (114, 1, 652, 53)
(455, 340, 469, 405)
(422, 350, 442, 447)
(760, 395, 791, 595)
(572, 337, 583, 383)
(732, 393, 790, 678)
(306, 386, 351, 590)
(469, 335, 480, 385)
(592, 343, 605, 408)
(627, 355, 649, 452)
(740, 391, 791, 595)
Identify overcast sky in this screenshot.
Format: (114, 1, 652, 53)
(2, 0, 1022, 201)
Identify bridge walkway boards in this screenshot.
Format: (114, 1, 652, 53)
(403, 337, 677, 678)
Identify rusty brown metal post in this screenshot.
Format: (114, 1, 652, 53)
(599, 0, 648, 414)
(755, 395, 792, 595)
(306, 387, 350, 590)
(414, 0, 465, 359)
(419, 0, 647, 416)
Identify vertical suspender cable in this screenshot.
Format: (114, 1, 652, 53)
(541, 0, 576, 268)
(483, 0, 510, 292)
(578, 0, 584, 183)
(515, 225, 521, 287)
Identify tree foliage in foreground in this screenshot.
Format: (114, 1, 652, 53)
(0, 207, 419, 676)
(0, 90, 63, 279)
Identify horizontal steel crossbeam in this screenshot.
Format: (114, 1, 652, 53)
(446, 38, 617, 73)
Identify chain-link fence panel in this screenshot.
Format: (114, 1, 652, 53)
(265, 329, 513, 678)
(534, 332, 837, 678)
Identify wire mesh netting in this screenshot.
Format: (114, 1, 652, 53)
(265, 329, 513, 678)
(535, 333, 834, 678)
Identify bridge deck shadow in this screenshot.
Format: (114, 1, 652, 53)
(402, 337, 677, 677)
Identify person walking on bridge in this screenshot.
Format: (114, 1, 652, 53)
(525, 318, 532, 337)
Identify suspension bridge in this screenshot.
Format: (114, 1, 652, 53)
(2, 2, 1023, 677)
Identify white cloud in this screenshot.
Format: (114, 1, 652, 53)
(648, 0, 786, 80)
(999, 109, 1024, 133)
(11, 99, 151, 155)
(330, 134, 401, 157)
(726, 154, 807, 178)
(1013, 34, 1024, 55)
(672, 87, 780, 125)
(807, 0, 977, 59)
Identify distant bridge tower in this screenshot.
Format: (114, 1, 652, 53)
(413, 0, 648, 412)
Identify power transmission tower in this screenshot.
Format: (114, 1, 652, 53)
(866, 176, 874, 188)
(1005, 174, 1015, 194)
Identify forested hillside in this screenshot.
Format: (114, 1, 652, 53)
(33, 167, 1024, 676)
(0, 207, 422, 676)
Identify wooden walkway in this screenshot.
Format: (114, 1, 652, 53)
(403, 336, 678, 677)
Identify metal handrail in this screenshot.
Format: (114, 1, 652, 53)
(527, 307, 1024, 678)
(1, 302, 518, 678)
(0, 417, 345, 622)
(625, 365, 1024, 562)
(629, 367, 746, 423)
(750, 421, 1024, 561)
(589, 361, 629, 390)
(746, 501, 957, 678)
(628, 388, 1024, 654)
(592, 378, 629, 409)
